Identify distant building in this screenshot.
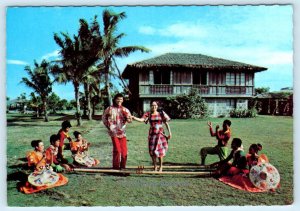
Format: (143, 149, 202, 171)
(122, 53, 267, 117)
(255, 88, 293, 116)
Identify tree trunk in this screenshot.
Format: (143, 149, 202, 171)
(84, 82, 92, 120)
(105, 66, 112, 106)
(87, 85, 92, 120)
(36, 107, 39, 118)
(43, 98, 49, 122)
(74, 83, 82, 126)
(83, 83, 88, 118)
(92, 103, 95, 116)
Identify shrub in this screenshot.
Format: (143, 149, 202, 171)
(230, 108, 257, 118)
(163, 88, 208, 119)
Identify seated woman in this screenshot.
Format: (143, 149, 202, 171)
(70, 131, 100, 167)
(246, 143, 269, 169)
(19, 140, 68, 194)
(45, 134, 73, 172)
(211, 138, 248, 177)
(217, 142, 279, 192)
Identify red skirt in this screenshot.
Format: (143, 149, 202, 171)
(148, 133, 168, 157)
(19, 173, 68, 194)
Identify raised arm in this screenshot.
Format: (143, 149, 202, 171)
(207, 121, 216, 137)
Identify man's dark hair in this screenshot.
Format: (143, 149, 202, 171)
(113, 93, 124, 102)
(50, 134, 60, 145)
(223, 119, 231, 127)
(232, 138, 242, 147)
(61, 120, 72, 129)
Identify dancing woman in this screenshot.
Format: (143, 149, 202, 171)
(132, 101, 172, 172)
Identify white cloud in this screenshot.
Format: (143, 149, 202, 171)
(158, 23, 207, 38)
(7, 59, 29, 66)
(41, 50, 60, 61)
(139, 26, 156, 35)
(139, 22, 207, 39)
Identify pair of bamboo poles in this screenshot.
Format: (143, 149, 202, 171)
(73, 165, 216, 176)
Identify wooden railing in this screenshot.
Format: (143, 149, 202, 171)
(139, 84, 254, 96)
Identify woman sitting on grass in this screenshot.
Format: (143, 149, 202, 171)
(45, 134, 73, 172)
(246, 143, 269, 169)
(70, 131, 100, 167)
(26, 140, 47, 172)
(211, 138, 248, 177)
(132, 100, 172, 172)
(20, 140, 68, 194)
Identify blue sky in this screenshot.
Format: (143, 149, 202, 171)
(6, 5, 293, 101)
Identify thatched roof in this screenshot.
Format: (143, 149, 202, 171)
(122, 53, 267, 78)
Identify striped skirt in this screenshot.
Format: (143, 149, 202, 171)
(148, 133, 168, 158)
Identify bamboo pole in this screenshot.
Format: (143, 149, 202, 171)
(75, 165, 213, 170)
(73, 168, 214, 176)
(126, 165, 212, 169)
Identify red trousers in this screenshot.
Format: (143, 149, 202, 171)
(111, 137, 127, 169)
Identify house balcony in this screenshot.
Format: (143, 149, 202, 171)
(139, 84, 254, 98)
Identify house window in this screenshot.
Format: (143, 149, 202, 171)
(226, 72, 235, 85)
(201, 72, 207, 85)
(154, 70, 170, 84)
(139, 72, 149, 84)
(226, 99, 236, 107)
(173, 71, 192, 84)
(226, 72, 246, 85)
(240, 73, 245, 85)
(193, 71, 200, 84)
(245, 73, 253, 86)
(193, 71, 207, 85)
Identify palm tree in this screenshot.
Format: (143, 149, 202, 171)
(100, 9, 150, 106)
(21, 60, 53, 122)
(29, 92, 42, 118)
(52, 17, 102, 126)
(82, 65, 102, 120)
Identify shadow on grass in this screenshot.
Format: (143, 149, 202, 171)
(54, 114, 102, 121)
(7, 171, 28, 183)
(91, 142, 111, 148)
(7, 123, 55, 127)
(163, 162, 199, 166)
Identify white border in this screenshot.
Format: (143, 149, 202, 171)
(1, 1, 299, 211)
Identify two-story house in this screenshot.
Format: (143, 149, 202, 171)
(122, 53, 267, 117)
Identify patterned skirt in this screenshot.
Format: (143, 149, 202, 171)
(148, 133, 168, 157)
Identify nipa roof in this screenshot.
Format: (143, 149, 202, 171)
(122, 53, 267, 78)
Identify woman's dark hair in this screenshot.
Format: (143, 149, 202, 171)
(249, 143, 263, 152)
(50, 134, 60, 145)
(61, 120, 72, 129)
(31, 140, 42, 148)
(150, 100, 159, 106)
(232, 138, 242, 147)
(73, 131, 81, 139)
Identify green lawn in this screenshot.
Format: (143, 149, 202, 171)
(6, 113, 293, 206)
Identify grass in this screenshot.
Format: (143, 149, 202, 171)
(6, 113, 293, 206)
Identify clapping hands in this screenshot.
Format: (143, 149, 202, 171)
(207, 121, 212, 128)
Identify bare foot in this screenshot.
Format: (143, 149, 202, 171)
(158, 166, 163, 172)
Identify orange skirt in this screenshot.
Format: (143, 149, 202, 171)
(19, 173, 68, 194)
(219, 175, 266, 192)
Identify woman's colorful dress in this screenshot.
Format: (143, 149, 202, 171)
(142, 111, 170, 157)
(70, 140, 100, 167)
(19, 151, 68, 194)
